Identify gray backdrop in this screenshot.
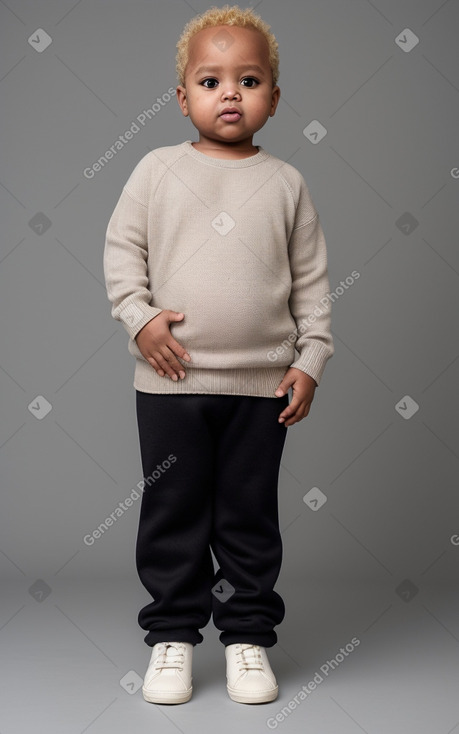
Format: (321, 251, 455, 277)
(1, 1, 458, 733)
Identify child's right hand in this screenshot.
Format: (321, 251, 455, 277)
(135, 310, 191, 381)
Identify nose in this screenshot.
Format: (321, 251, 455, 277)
(221, 85, 240, 101)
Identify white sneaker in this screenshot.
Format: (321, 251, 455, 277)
(142, 641, 193, 704)
(225, 643, 278, 703)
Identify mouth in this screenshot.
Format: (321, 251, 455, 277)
(219, 108, 242, 122)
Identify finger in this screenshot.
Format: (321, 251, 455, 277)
(282, 402, 310, 426)
(279, 411, 297, 426)
(283, 413, 301, 427)
(169, 338, 191, 362)
(146, 356, 165, 377)
(158, 347, 187, 380)
(278, 406, 294, 423)
(278, 397, 303, 424)
(275, 378, 294, 396)
(154, 349, 180, 380)
(164, 349, 188, 378)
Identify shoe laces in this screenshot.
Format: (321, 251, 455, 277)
(154, 642, 186, 671)
(235, 644, 264, 671)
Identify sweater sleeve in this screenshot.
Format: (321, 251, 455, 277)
(287, 179, 334, 385)
(103, 179, 162, 341)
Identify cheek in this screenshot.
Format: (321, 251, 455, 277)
(252, 99, 270, 115)
(193, 95, 212, 109)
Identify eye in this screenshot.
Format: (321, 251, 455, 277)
(241, 77, 259, 87)
(200, 76, 260, 89)
(201, 78, 219, 88)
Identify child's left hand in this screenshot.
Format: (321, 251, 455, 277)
(274, 368, 317, 426)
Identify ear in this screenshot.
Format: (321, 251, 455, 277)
(176, 85, 189, 117)
(269, 86, 281, 117)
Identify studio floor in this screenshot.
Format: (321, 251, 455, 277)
(0, 574, 457, 733)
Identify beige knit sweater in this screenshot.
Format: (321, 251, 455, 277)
(103, 140, 334, 397)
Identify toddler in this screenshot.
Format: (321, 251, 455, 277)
(104, 3, 333, 705)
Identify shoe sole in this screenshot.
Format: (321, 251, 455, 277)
(142, 686, 192, 704)
(227, 685, 278, 704)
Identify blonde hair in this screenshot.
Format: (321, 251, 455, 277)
(176, 4, 279, 88)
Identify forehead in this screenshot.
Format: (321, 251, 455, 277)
(187, 25, 270, 72)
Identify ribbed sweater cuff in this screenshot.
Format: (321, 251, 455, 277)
(117, 302, 163, 340)
(290, 341, 333, 386)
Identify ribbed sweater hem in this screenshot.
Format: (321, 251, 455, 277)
(133, 363, 289, 398)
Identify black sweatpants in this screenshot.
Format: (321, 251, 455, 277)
(135, 390, 289, 648)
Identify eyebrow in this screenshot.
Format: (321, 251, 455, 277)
(193, 64, 266, 77)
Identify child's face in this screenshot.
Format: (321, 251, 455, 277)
(176, 25, 280, 150)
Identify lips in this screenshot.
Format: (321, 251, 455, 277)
(220, 108, 242, 122)
(220, 107, 242, 115)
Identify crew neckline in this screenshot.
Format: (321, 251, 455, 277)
(182, 140, 269, 167)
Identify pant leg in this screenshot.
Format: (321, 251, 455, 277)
(210, 394, 289, 648)
(135, 391, 216, 646)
